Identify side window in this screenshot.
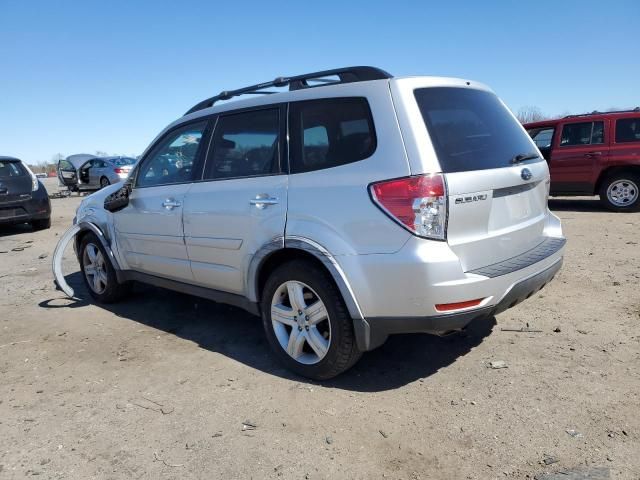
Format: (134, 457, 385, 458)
(290, 98, 376, 174)
(58, 159, 74, 171)
(560, 121, 604, 146)
(205, 109, 280, 180)
(528, 127, 555, 149)
(591, 122, 604, 144)
(137, 121, 207, 187)
(615, 118, 640, 143)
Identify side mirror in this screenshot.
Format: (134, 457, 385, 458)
(104, 183, 132, 212)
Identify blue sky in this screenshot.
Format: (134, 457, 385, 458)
(1, 0, 638, 164)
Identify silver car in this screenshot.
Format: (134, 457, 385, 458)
(58, 155, 136, 192)
(54, 67, 565, 379)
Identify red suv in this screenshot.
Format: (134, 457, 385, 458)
(525, 109, 640, 211)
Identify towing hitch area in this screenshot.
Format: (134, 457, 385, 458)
(52, 224, 81, 298)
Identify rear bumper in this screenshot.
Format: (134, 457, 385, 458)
(0, 193, 51, 225)
(355, 257, 563, 350)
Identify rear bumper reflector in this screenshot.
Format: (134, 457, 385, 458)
(435, 298, 484, 312)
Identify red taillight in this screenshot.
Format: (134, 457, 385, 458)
(435, 298, 484, 312)
(370, 173, 447, 240)
(114, 168, 124, 174)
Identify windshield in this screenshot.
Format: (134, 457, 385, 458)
(113, 157, 136, 166)
(414, 87, 540, 173)
(0, 160, 26, 177)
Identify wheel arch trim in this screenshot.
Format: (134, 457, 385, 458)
(247, 236, 365, 322)
(75, 221, 121, 270)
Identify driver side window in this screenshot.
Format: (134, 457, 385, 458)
(136, 121, 208, 187)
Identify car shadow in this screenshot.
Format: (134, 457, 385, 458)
(548, 197, 606, 212)
(39, 271, 496, 392)
(0, 223, 37, 237)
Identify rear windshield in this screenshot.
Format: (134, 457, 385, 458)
(0, 160, 26, 177)
(414, 87, 539, 173)
(113, 157, 136, 166)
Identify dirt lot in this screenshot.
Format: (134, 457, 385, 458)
(1, 181, 639, 479)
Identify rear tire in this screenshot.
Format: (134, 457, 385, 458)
(261, 260, 361, 380)
(599, 173, 640, 212)
(79, 232, 128, 303)
(31, 217, 51, 230)
(100, 177, 110, 189)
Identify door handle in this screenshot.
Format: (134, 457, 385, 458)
(585, 151, 602, 157)
(162, 198, 182, 210)
(249, 194, 279, 209)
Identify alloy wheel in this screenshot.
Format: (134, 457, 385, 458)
(83, 243, 108, 294)
(270, 280, 331, 365)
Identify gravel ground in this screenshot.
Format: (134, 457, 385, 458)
(1, 181, 639, 479)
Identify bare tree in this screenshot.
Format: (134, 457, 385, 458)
(516, 106, 547, 124)
(95, 150, 109, 157)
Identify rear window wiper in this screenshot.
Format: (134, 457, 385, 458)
(510, 153, 539, 164)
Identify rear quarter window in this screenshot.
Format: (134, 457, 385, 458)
(615, 117, 640, 143)
(414, 87, 539, 173)
(289, 97, 376, 174)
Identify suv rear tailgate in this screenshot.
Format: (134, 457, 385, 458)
(445, 161, 548, 271)
(390, 77, 558, 273)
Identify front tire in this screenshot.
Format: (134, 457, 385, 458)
(261, 260, 361, 380)
(79, 233, 127, 303)
(599, 173, 640, 212)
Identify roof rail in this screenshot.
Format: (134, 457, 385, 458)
(564, 107, 640, 118)
(184, 66, 393, 116)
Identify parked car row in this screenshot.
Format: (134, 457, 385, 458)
(9, 66, 638, 379)
(525, 108, 640, 211)
(1, 154, 137, 230)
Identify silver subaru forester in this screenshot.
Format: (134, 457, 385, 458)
(54, 67, 565, 379)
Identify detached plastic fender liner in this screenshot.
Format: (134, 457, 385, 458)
(52, 224, 81, 298)
(52, 221, 120, 299)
